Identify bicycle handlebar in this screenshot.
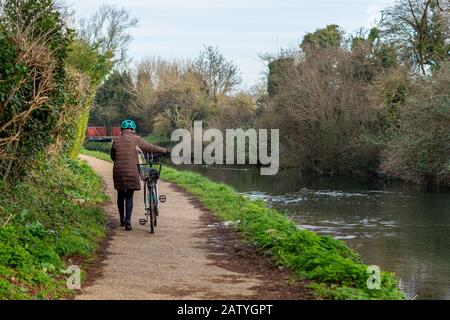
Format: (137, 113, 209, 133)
(144, 152, 171, 163)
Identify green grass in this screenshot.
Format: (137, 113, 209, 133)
(80, 147, 112, 163)
(80, 149, 405, 300)
(144, 133, 169, 144)
(0, 155, 108, 299)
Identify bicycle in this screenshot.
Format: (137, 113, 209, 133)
(137, 152, 169, 234)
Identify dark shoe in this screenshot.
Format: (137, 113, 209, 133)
(125, 222, 132, 231)
(120, 220, 125, 227)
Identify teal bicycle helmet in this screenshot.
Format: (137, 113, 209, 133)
(121, 119, 137, 131)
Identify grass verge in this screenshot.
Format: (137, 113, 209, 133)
(80, 149, 404, 300)
(144, 133, 168, 144)
(83, 140, 112, 154)
(80, 147, 111, 162)
(0, 155, 107, 299)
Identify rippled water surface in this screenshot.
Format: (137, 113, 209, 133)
(177, 165, 450, 299)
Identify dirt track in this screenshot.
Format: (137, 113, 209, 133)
(76, 154, 312, 300)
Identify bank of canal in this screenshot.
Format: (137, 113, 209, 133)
(178, 165, 450, 300)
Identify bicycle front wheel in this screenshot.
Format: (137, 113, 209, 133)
(149, 206, 154, 234)
(144, 181, 150, 210)
(144, 181, 154, 233)
(149, 182, 156, 233)
(152, 182, 158, 227)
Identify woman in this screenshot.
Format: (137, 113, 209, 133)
(110, 120, 169, 230)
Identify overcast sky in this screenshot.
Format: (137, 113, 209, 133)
(68, 0, 396, 88)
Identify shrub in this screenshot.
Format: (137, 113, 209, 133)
(83, 140, 112, 154)
(381, 63, 450, 186)
(261, 45, 382, 174)
(0, 0, 72, 180)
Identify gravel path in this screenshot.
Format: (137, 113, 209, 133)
(76, 154, 312, 300)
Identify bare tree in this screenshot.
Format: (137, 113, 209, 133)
(133, 57, 190, 91)
(78, 4, 138, 66)
(260, 45, 382, 172)
(193, 46, 242, 102)
(379, 0, 449, 75)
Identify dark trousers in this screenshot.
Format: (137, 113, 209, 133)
(117, 189, 134, 223)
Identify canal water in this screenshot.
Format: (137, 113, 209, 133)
(176, 165, 450, 300)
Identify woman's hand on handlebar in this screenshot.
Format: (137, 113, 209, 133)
(146, 151, 171, 161)
(157, 148, 171, 157)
